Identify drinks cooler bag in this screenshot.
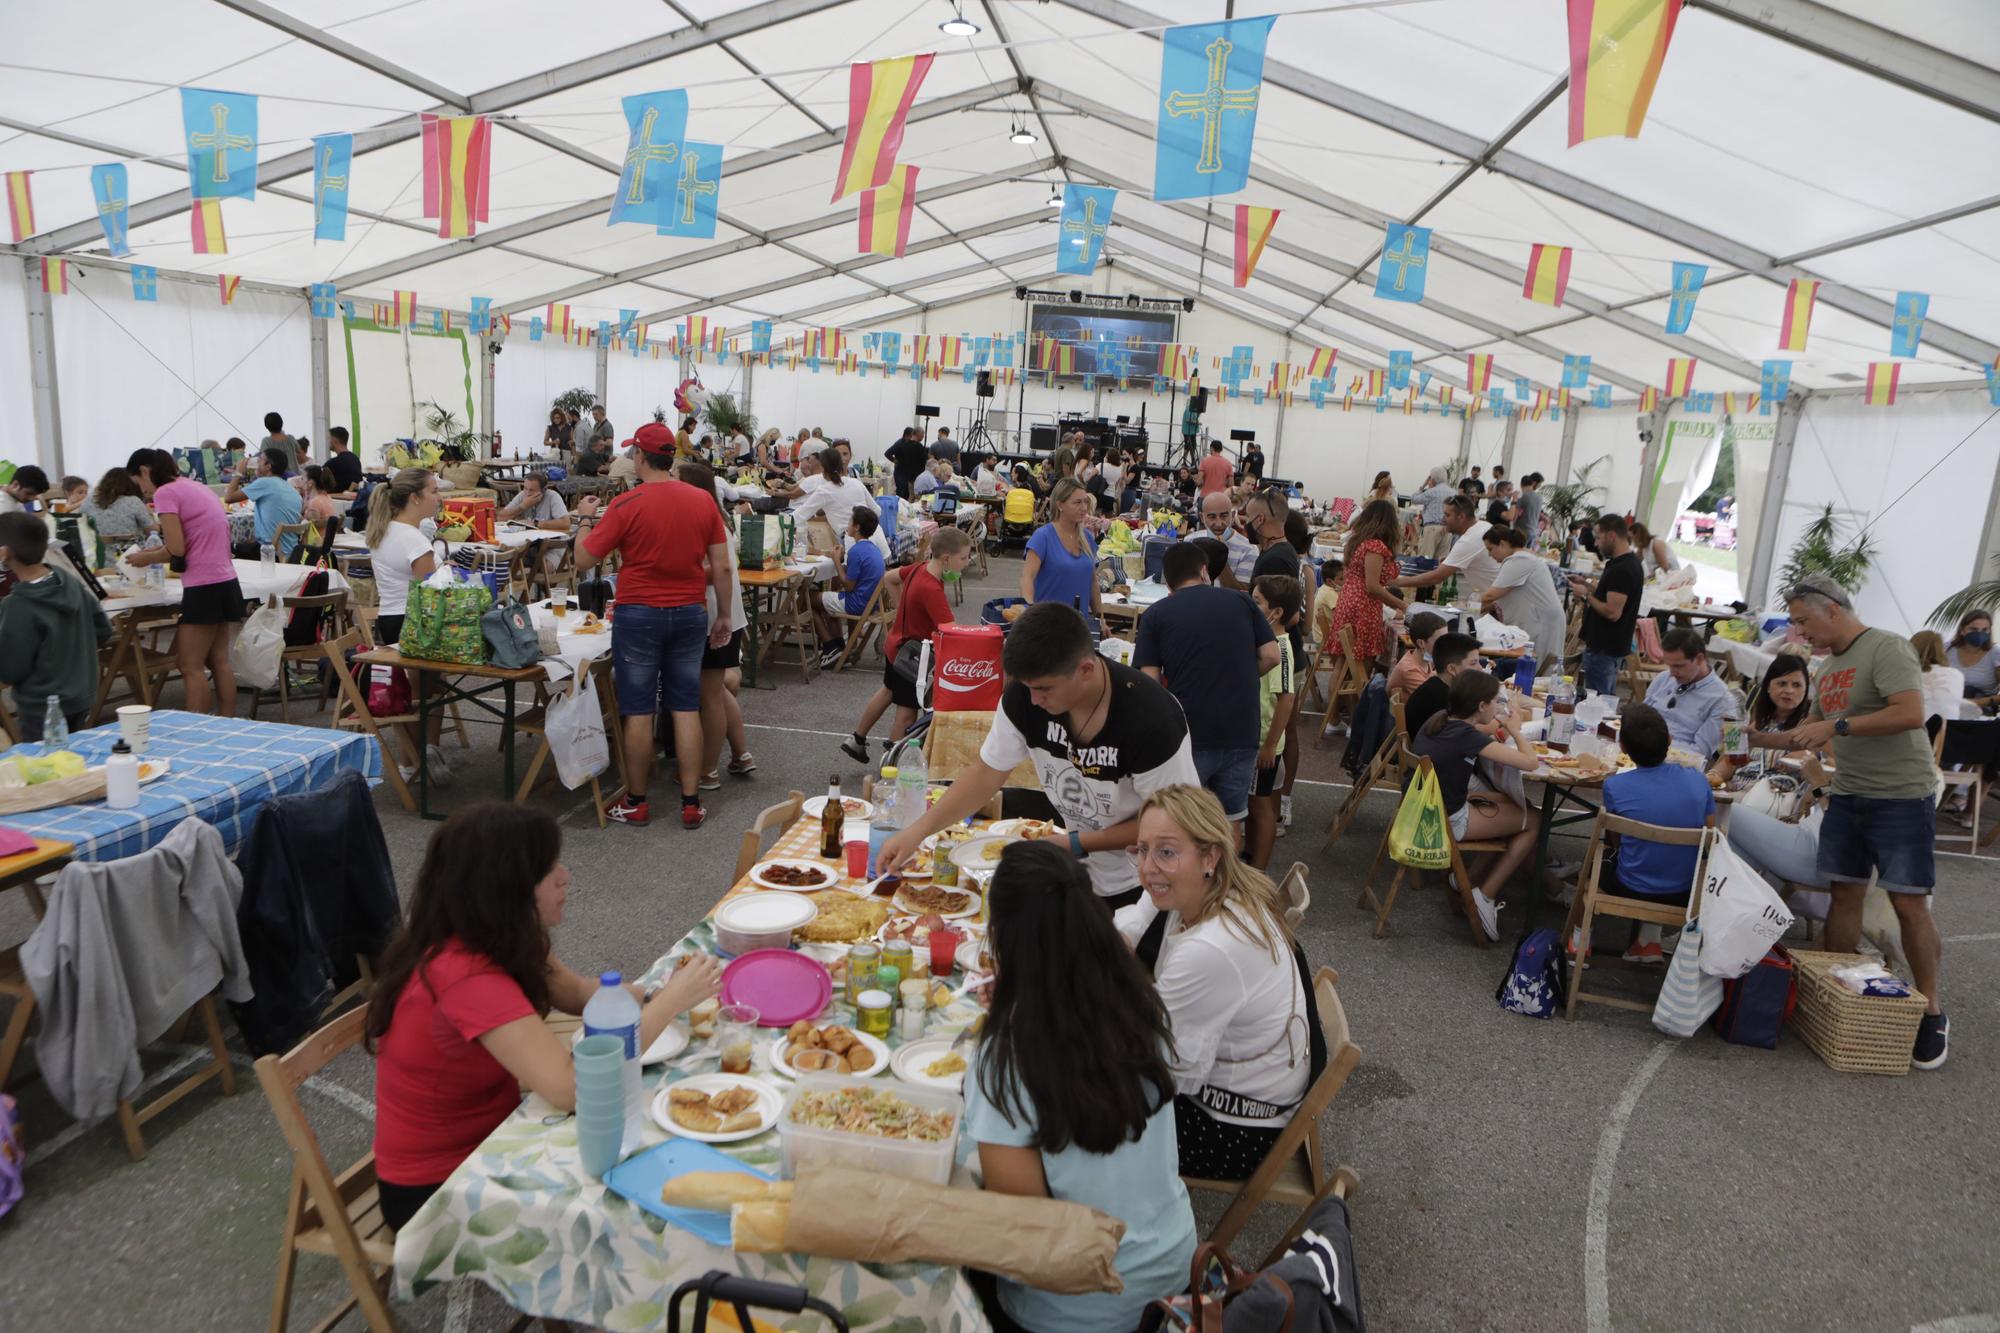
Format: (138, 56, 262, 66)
(933, 624, 1003, 710)
(438, 494, 496, 543)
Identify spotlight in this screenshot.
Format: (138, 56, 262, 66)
(1182, 297, 1196, 312)
(1126, 294, 1140, 309)
(1047, 187, 1063, 208)
(939, 3, 980, 37)
(1010, 121, 1037, 145)
(1068, 290, 1084, 303)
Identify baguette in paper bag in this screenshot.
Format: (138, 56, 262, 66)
(744, 1163, 1126, 1295)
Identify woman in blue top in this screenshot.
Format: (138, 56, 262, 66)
(1019, 478, 1100, 620)
(965, 840, 1196, 1333)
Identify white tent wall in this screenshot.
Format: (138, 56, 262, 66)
(1749, 389, 2000, 635)
(605, 349, 699, 439)
(327, 318, 478, 466)
(494, 337, 597, 449)
(49, 268, 309, 483)
(1570, 409, 1647, 521)
(0, 262, 36, 472)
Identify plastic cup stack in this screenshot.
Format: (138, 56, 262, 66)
(572, 1034, 629, 1177)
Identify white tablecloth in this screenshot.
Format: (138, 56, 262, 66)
(333, 525, 550, 553)
(98, 559, 350, 614)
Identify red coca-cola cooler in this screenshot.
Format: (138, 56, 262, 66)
(931, 624, 1003, 710)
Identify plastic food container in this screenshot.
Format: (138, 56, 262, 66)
(778, 1074, 962, 1184)
(712, 891, 817, 956)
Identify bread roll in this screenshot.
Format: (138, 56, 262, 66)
(661, 1172, 794, 1211)
(731, 1201, 793, 1253)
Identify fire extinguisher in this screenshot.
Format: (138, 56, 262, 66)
(491, 429, 503, 459)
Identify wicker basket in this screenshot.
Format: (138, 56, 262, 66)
(1789, 949, 1928, 1076)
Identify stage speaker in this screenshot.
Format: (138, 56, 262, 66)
(915, 404, 940, 418)
(976, 370, 995, 398)
(1189, 387, 1208, 413)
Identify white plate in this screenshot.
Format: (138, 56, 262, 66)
(767, 1027, 889, 1080)
(86, 758, 172, 783)
(649, 1073, 782, 1143)
(893, 884, 982, 920)
(748, 858, 839, 892)
(891, 1037, 969, 1090)
(986, 818, 1061, 842)
(949, 835, 1017, 872)
(572, 1022, 689, 1066)
(802, 795, 874, 821)
(955, 932, 993, 975)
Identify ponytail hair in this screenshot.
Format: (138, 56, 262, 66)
(366, 467, 433, 548)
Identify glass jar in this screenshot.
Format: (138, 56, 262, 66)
(856, 989, 893, 1039)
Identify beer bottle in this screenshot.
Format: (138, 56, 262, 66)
(819, 776, 845, 860)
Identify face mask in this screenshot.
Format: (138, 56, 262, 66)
(941, 568, 962, 583)
(1967, 631, 1993, 649)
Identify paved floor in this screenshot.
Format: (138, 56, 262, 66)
(2, 551, 1996, 1332)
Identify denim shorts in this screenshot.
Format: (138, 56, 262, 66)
(1194, 746, 1258, 822)
(1579, 650, 1623, 699)
(612, 602, 708, 715)
(1818, 792, 1936, 893)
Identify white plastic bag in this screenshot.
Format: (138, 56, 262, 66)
(545, 671, 609, 789)
(1696, 830, 1795, 978)
(230, 597, 286, 690)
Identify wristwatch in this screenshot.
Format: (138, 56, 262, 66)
(1068, 828, 1087, 859)
(1833, 718, 1850, 736)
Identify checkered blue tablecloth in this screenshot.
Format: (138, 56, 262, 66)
(2, 711, 380, 862)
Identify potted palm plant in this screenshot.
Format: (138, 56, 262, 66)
(1539, 455, 1609, 560)
(702, 393, 756, 451)
(1776, 503, 1874, 600)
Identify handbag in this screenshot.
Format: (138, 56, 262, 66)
(574, 572, 614, 618)
(1142, 1242, 1296, 1333)
(1695, 829, 1794, 979)
(404, 570, 493, 665)
(481, 597, 542, 669)
(1386, 767, 1450, 870)
(737, 513, 795, 569)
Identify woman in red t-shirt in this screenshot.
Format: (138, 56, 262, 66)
(838, 527, 974, 765)
(366, 804, 722, 1231)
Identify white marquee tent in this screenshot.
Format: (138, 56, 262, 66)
(4, 0, 1998, 632)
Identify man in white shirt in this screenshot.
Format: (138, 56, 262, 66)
(1199, 492, 1259, 588)
(0, 465, 49, 515)
(1644, 626, 1740, 760)
(1391, 495, 1499, 600)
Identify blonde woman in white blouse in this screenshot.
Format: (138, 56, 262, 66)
(1115, 784, 1310, 1181)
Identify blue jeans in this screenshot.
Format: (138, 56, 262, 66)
(1579, 650, 1623, 699)
(611, 603, 708, 715)
(1819, 793, 1936, 893)
(1194, 746, 1258, 822)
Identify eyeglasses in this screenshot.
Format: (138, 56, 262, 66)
(1125, 843, 1185, 871)
(1665, 678, 1698, 708)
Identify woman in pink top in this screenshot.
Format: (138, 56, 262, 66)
(126, 448, 243, 715)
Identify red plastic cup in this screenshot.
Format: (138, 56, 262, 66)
(929, 926, 959, 977)
(845, 837, 870, 880)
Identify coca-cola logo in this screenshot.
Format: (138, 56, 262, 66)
(937, 656, 999, 690)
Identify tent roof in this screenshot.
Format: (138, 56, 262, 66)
(5, 0, 1998, 395)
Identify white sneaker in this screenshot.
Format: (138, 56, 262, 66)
(1276, 794, 1293, 835)
(1471, 888, 1501, 941)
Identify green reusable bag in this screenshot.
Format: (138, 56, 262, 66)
(1388, 763, 1451, 870)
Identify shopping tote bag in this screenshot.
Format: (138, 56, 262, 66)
(1652, 918, 1725, 1037)
(1696, 830, 1794, 980)
(1388, 765, 1451, 870)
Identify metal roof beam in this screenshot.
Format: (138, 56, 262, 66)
(21, 0, 858, 255)
(209, 0, 472, 109)
(1047, 0, 2000, 367)
(750, 271, 1065, 334)
(659, 242, 1047, 325)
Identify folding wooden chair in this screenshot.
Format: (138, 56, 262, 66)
(512, 662, 628, 828)
(525, 535, 575, 602)
(255, 1006, 399, 1333)
(1563, 814, 1714, 1018)
(245, 591, 351, 724)
(322, 629, 419, 814)
(89, 611, 181, 723)
(732, 790, 806, 885)
(760, 577, 820, 680)
(352, 608, 470, 747)
(1932, 721, 1986, 856)
(274, 521, 314, 564)
(1183, 967, 1361, 1255)
(1356, 752, 1505, 946)
(115, 989, 237, 1161)
(828, 578, 893, 672)
(1314, 627, 1371, 737)
(1324, 693, 1407, 850)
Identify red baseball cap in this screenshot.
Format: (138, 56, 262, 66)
(624, 421, 675, 456)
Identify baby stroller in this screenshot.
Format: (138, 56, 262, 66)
(998, 487, 1037, 548)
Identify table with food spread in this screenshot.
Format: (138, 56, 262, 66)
(391, 798, 1070, 1331)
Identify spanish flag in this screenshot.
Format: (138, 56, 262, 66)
(1523, 244, 1573, 306)
(831, 54, 934, 202)
(684, 314, 708, 350)
(1466, 352, 1494, 392)
(937, 336, 961, 368)
(547, 304, 572, 339)
(1640, 385, 1659, 414)
(191, 197, 228, 254)
(392, 290, 418, 326)
(1232, 205, 1279, 288)
(5, 171, 33, 242)
(218, 273, 241, 305)
(1304, 346, 1336, 379)
(857, 163, 918, 258)
(1438, 385, 1455, 411)
(1864, 361, 1900, 407)
(421, 113, 492, 239)
(1664, 357, 1697, 397)
(711, 327, 727, 360)
(40, 257, 66, 295)
(1566, 0, 1684, 146)
(1366, 369, 1385, 397)
(1777, 278, 1819, 352)
(908, 334, 930, 367)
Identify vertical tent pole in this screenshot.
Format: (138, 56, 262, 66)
(1975, 424, 2000, 600)
(1500, 411, 1518, 476)
(1632, 401, 1671, 516)
(594, 335, 609, 407)
(1269, 334, 1292, 476)
(310, 313, 331, 464)
(23, 258, 64, 477)
(1456, 404, 1473, 473)
(476, 333, 494, 449)
(1742, 394, 1804, 613)
(1554, 404, 1580, 485)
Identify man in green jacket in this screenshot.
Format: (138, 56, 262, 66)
(0, 511, 113, 740)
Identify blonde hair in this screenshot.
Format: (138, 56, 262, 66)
(929, 526, 972, 558)
(366, 468, 434, 548)
(1048, 477, 1087, 510)
(1138, 785, 1292, 961)
(1911, 629, 1947, 670)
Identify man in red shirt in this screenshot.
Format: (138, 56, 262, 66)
(579, 422, 734, 827)
(839, 527, 972, 763)
(1197, 439, 1235, 497)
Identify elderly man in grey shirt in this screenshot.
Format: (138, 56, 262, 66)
(1411, 466, 1458, 561)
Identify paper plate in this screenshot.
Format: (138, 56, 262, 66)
(985, 818, 1061, 842)
(802, 794, 874, 821)
(893, 884, 981, 920)
(949, 835, 1017, 872)
(648, 1073, 782, 1143)
(748, 858, 838, 892)
(570, 1021, 689, 1066)
(891, 1037, 969, 1090)
(768, 1027, 889, 1080)
(720, 949, 832, 1027)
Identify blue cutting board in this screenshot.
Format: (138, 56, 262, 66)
(602, 1139, 776, 1247)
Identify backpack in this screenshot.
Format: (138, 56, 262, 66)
(1496, 927, 1566, 1019)
(282, 568, 332, 647)
(1712, 946, 1797, 1049)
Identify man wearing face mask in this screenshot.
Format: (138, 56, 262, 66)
(839, 528, 975, 764)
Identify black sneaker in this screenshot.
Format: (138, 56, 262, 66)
(839, 734, 869, 764)
(1913, 1012, 1949, 1070)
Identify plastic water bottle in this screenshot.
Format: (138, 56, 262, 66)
(894, 743, 928, 832)
(105, 739, 139, 809)
(581, 972, 643, 1147)
(42, 695, 67, 748)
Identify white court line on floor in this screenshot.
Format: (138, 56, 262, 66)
(1912, 1316, 2000, 1333)
(24, 1048, 209, 1166)
(1945, 933, 2000, 944)
(304, 1073, 375, 1123)
(1585, 1040, 1677, 1333)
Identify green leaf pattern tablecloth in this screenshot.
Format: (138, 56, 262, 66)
(392, 917, 992, 1331)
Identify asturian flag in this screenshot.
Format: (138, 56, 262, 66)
(751, 321, 773, 355)
(313, 133, 353, 241)
(1566, 0, 1684, 145)
(657, 142, 721, 238)
(131, 266, 159, 302)
(1592, 384, 1613, 409)
(831, 55, 934, 202)
(610, 91, 689, 227)
(1761, 359, 1791, 404)
(1057, 185, 1116, 275)
(471, 297, 494, 333)
(1376, 223, 1430, 303)
(1154, 16, 1277, 201)
(90, 163, 131, 258)
(1387, 350, 1413, 391)
(310, 284, 338, 319)
(1560, 355, 1591, 389)
(1890, 291, 1929, 358)
(181, 88, 258, 200)
(1232, 205, 1278, 287)
(1664, 261, 1705, 334)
